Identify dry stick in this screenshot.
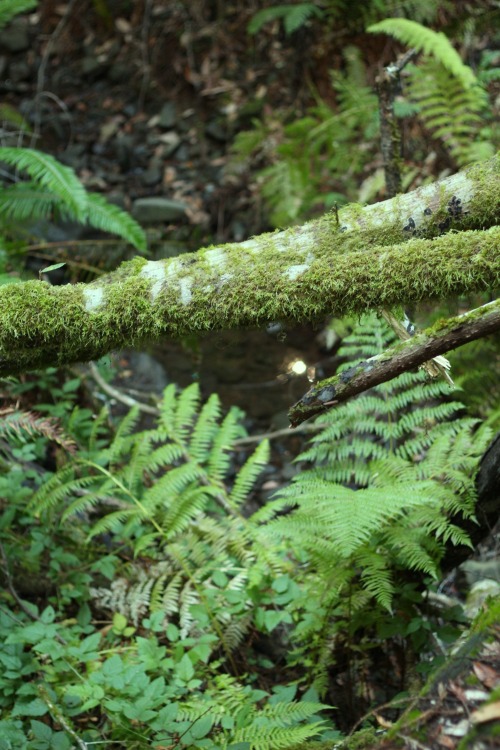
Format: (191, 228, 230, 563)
(376, 48, 452, 384)
(289, 299, 500, 426)
(88, 361, 159, 415)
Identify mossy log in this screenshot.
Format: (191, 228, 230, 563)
(0, 155, 498, 377)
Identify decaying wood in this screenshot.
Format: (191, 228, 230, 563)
(289, 299, 500, 426)
(0, 155, 498, 381)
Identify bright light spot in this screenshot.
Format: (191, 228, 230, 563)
(289, 359, 307, 375)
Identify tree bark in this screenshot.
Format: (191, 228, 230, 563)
(0, 155, 498, 377)
(289, 299, 500, 426)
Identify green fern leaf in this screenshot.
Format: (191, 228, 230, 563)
(85, 192, 146, 251)
(0, 147, 87, 219)
(367, 19, 477, 88)
(228, 440, 269, 509)
(248, 4, 322, 36)
(189, 392, 221, 462)
(0, 0, 37, 30)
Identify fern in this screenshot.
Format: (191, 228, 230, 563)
(367, 19, 494, 165)
(263, 313, 490, 612)
(0, 0, 37, 30)
(405, 58, 493, 165)
(248, 4, 323, 36)
(367, 18, 478, 88)
(33, 383, 276, 651)
(0, 147, 146, 251)
(0, 148, 88, 219)
(0, 407, 76, 454)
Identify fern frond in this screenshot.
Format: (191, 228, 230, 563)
(367, 19, 477, 88)
(228, 440, 269, 509)
(208, 407, 246, 480)
(85, 192, 146, 252)
(32, 470, 97, 515)
(87, 507, 139, 539)
(406, 58, 490, 165)
(0, 147, 87, 219)
(0, 407, 76, 453)
(0, 183, 64, 223)
(174, 382, 201, 441)
(0, 0, 37, 30)
(188, 393, 221, 462)
(234, 720, 326, 750)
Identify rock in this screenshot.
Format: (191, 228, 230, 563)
(81, 56, 108, 79)
(0, 19, 30, 52)
(114, 134, 136, 170)
(205, 119, 229, 142)
(59, 143, 88, 170)
(141, 165, 162, 187)
(132, 197, 188, 224)
(108, 62, 134, 83)
(158, 102, 177, 129)
(8, 60, 30, 83)
(158, 131, 181, 157)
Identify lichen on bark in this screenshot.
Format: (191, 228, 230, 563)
(0, 155, 498, 376)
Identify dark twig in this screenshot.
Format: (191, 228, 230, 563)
(289, 299, 500, 426)
(377, 48, 417, 196)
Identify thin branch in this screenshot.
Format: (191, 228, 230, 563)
(88, 362, 159, 415)
(289, 299, 500, 426)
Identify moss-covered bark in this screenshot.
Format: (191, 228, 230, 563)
(0, 155, 498, 376)
(289, 298, 500, 425)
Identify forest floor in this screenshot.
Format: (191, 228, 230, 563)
(1, 2, 499, 746)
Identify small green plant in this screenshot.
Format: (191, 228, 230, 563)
(0, 0, 37, 29)
(248, 3, 324, 36)
(1, 381, 336, 748)
(367, 18, 496, 165)
(0, 148, 146, 256)
(256, 313, 490, 692)
(233, 46, 378, 226)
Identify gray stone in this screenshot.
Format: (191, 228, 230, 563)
(0, 19, 30, 52)
(108, 62, 134, 83)
(205, 120, 228, 142)
(132, 197, 188, 224)
(81, 56, 107, 78)
(8, 60, 30, 83)
(141, 166, 162, 187)
(158, 131, 181, 157)
(59, 143, 87, 170)
(158, 102, 177, 129)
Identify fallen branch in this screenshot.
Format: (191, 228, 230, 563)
(0, 156, 498, 376)
(288, 298, 500, 426)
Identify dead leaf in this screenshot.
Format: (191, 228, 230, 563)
(473, 661, 500, 689)
(470, 700, 500, 724)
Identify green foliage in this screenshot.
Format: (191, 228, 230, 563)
(248, 3, 324, 36)
(0, 147, 146, 252)
(405, 58, 494, 165)
(0, 342, 490, 742)
(0, 0, 37, 29)
(233, 46, 378, 226)
(368, 19, 496, 166)
(367, 18, 478, 88)
(255, 314, 489, 688)
(237, 15, 498, 224)
(0, 379, 333, 747)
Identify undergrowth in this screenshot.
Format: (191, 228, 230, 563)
(235, 16, 499, 227)
(0, 312, 491, 746)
